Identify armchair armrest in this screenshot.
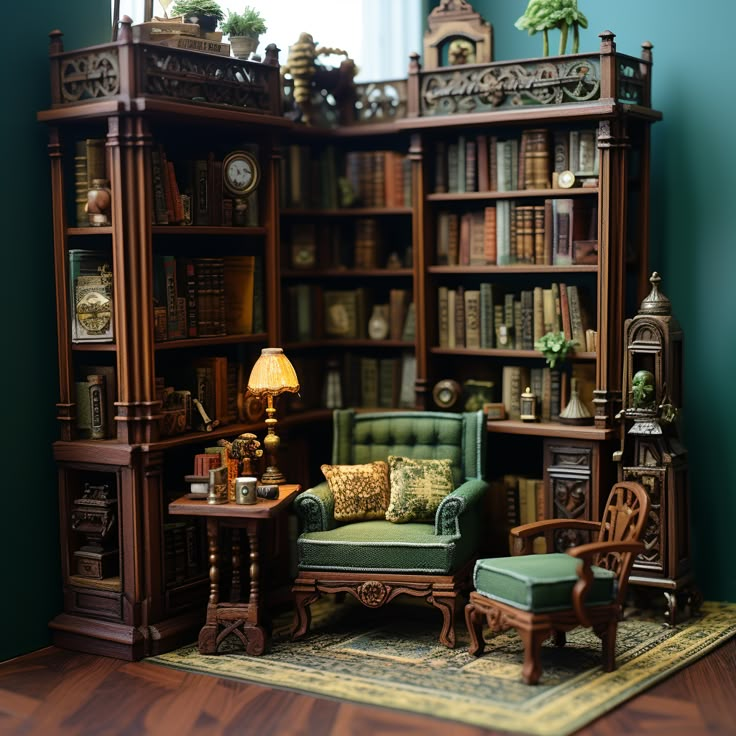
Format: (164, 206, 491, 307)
(435, 478, 489, 536)
(567, 540, 645, 625)
(293, 481, 336, 533)
(510, 518, 602, 556)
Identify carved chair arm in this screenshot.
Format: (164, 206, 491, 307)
(568, 540, 645, 625)
(510, 519, 601, 555)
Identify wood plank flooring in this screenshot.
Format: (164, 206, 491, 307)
(0, 638, 734, 735)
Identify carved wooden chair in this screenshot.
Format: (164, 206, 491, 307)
(292, 409, 488, 648)
(465, 481, 650, 684)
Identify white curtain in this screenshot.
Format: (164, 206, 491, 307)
(359, 0, 422, 81)
(111, 0, 423, 82)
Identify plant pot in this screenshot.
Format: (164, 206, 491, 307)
(230, 34, 259, 59)
(184, 12, 219, 33)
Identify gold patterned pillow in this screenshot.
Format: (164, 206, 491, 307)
(385, 456, 455, 523)
(321, 461, 390, 522)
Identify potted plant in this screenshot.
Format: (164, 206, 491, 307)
(170, 0, 225, 33)
(221, 6, 268, 59)
(534, 331, 577, 369)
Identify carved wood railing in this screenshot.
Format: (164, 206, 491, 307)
(47, 16, 282, 117)
(334, 31, 654, 126)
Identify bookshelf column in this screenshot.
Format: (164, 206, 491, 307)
(47, 127, 74, 441)
(593, 117, 629, 429)
(107, 115, 161, 444)
(411, 132, 429, 408)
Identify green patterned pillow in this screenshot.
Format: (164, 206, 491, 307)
(321, 461, 390, 522)
(385, 456, 455, 523)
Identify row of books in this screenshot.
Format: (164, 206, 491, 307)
(163, 520, 206, 587)
(437, 282, 594, 351)
(287, 218, 412, 271)
(286, 285, 414, 343)
(435, 198, 596, 267)
(151, 144, 259, 227)
(74, 138, 107, 227)
(493, 474, 548, 554)
(433, 127, 599, 194)
(153, 254, 264, 341)
(282, 144, 412, 210)
(322, 352, 416, 410)
(500, 363, 596, 421)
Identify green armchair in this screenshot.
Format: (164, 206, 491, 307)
(292, 409, 488, 647)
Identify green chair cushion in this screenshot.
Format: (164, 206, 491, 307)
(473, 553, 616, 613)
(297, 520, 463, 574)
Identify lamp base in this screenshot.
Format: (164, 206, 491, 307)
(260, 465, 286, 485)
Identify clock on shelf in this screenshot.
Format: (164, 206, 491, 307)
(223, 150, 261, 197)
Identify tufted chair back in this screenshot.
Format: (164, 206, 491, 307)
(332, 409, 486, 489)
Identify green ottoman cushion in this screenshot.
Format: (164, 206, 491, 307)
(298, 520, 462, 574)
(473, 553, 617, 612)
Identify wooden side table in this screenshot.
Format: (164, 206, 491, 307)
(168, 484, 301, 655)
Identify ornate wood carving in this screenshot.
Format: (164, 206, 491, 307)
(419, 58, 600, 116)
(423, 0, 493, 71)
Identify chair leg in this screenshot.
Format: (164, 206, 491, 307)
(431, 593, 457, 648)
(519, 627, 547, 685)
(601, 619, 618, 672)
(465, 601, 485, 657)
(291, 590, 319, 640)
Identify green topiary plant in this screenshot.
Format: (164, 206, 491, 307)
(535, 331, 577, 369)
(515, 0, 588, 56)
(170, 0, 225, 22)
(221, 6, 268, 37)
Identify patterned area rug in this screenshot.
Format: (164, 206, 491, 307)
(149, 599, 736, 736)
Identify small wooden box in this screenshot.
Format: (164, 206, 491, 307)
(74, 548, 119, 579)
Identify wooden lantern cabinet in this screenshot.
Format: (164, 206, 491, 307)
(41, 19, 660, 658)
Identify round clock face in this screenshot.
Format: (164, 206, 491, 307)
(558, 169, 576, 189)
(223, 151, 260, 196)
(432, 379, 461, 410)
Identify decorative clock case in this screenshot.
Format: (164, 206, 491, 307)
(614, 272, 700, 624)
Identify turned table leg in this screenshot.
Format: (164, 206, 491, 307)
(198, 517, 221, 654)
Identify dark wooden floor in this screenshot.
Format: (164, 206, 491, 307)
(1, 638, 735, 736)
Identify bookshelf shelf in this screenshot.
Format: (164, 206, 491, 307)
(287, 339, 414, 350)
(282, 268, 412, 279)
(430, 347, 596, 360)
(485, 419, 615, 440)
(151, 225, 267, 236)
(67, 227, 113, 236)
(281, 207, 412, 217)
(427, 188, 598, 202)
(71, 342, 117, 352)
(153, 333, 267, 350)
(428, 264, 598, 275)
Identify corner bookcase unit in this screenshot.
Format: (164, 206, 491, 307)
(39, 20, 289, 659)
(42, 13, 661, 658)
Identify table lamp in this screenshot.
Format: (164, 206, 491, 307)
(246, 347, 300, 484)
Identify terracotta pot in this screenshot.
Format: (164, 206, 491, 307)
(230, 34, 259, 59)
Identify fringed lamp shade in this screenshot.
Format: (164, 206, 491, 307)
(247, 348, 300, 396)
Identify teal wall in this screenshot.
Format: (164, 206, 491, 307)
(471, 0, 736, 602)
(1, 2, 110, 661)
(3, 0, 733, 662)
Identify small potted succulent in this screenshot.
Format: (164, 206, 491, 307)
(170, 0, 225, 33)
(535, 331, 577, 369)
(221, 6, 268, 59)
